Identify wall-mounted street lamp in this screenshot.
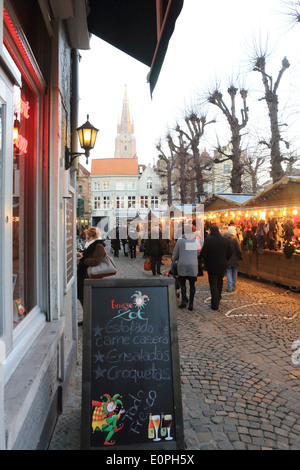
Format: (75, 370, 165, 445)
(65, 115, 99, 169)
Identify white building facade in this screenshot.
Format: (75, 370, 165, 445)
(91, 160, 162, 233)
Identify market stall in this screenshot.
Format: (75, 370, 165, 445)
(237, 176, 300, 289)
(193, 193, 254, 234)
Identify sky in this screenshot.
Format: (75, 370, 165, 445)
(78, 0, 300, 171)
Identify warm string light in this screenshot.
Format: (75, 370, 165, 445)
(205, 206, 299, 221)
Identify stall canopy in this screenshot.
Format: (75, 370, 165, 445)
(87, 0, 184, 94)
(241, 176, 300, 209)
(198, 193, 254, 213)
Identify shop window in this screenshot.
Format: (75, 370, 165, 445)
(0, 104, 3, 337)
(12, 82, 37, 327)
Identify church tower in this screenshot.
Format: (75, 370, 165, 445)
(114, 85, 137, 158)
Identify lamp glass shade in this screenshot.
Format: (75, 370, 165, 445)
(13, 116, 20, 144)
(76, 115, 99, 151)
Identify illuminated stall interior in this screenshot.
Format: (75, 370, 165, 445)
(202, 177, 300, 252)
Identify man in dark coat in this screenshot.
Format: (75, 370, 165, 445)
(145, 228, 164, 275)
(201, 224, 232, 310)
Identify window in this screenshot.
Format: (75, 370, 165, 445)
(151, 196, 159, 209)
(12, 81, 37, 327)
(93, 181, 101, 191)
(141, 196, 148, 209)
(116, 181, 125, 190)
(103, 182, 109, 191)
(103, 196, 110, 209)
(0, 104, 3, 336)
(94, 196, 101, 210)
(127, 181, 136, 190)
(128, 196, 136, 208)
(116, 196, 125, 209)
(146, 178, 152, 189)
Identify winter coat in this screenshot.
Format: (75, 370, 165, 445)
(79, 239, 106, 270)
(128, 231, 138, 247)
(77, 239, 106, 305)
(172, 235, 200, 277)
(223, 233, 242, 268)
(201, 231, 232, 274)
(145, 236, 164, 258)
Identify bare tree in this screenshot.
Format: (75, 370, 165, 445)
(168, 131, 191, 205)
(251, 47, 290, 183)
(207, 84, 249, 192)
(242, 148, 265, 193)
(282, 0, 300, 26)
(175, 109, 215, 203)
(156, 137, 176, 206)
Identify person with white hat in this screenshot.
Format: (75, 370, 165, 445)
(223, 226, 243, 292)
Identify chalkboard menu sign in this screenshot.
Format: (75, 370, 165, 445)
(81, 278, 184, 450)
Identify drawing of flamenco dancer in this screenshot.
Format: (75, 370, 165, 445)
(91, 394, 125, 445)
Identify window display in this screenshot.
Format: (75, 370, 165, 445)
(12, 81, 37, 327)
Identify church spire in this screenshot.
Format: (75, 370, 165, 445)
(120, 84, 131, 133)
(114, 85, 137, 158)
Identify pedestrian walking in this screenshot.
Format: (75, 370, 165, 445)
(172, 224, 200, 311)
(77, 227, 106, 324)
(128, 228, 138, 259)
(145, 227, 164, 275)
(200, 224, 232, 310)
(223, 226, 242, 292)
(111, 227, 121, 257)
(121, 237, 129, 256)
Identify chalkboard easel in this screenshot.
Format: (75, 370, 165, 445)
(81, 278, 184, 450)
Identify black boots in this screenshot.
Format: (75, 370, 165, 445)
(179, 286, 188, 308)
(179, 284, 195, 311)
(188, 284, 195, 311)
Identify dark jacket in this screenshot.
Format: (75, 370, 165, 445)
(145, 236, 164, 258)
(201, 230, 232, 274)
(77, 239, 106, 305)
(128, 230, 138, 247)
(223, 233, 242, 268)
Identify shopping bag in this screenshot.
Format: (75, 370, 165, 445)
(144, 257, 151, 271)
(87, 255, 117, 278)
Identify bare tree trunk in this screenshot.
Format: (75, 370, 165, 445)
(156, 140, 175, 206)
(178, 112, 215, 203)
(253, 55, 290, 183)
(207, 85, 249, 192)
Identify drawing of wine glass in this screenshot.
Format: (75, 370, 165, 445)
(152, 415, 161, 441)
(164, 414, 173, 440)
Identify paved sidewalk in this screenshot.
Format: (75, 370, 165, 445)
(48, 250, 300, 450)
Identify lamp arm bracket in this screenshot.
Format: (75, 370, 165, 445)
(65, 146, 88, 170)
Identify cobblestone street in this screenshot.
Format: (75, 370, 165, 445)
(49, 249, 300, 450)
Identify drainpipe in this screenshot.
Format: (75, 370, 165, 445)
(70, 48, 80, 175)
